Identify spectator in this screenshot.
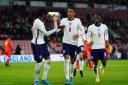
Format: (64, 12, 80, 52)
(15, 44, 22, 55)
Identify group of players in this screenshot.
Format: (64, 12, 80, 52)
(31, 7, 109, 85)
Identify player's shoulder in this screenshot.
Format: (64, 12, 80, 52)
(88, 24, 95, 29)
(101, 23, 108, 29)
(34, 18, 39, 23)
(101, 23, 107, 27)
(74, 18, 81, 21)
(34, 18, 43, 23)
(61, 18, 67, 21)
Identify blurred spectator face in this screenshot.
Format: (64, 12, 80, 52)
(67, 8, 76, 20)
(94, 15, 101, 26)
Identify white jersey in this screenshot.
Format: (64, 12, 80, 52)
(31, 18, 57, 44)
(60, 18, 84, 45)
(87, 23, 109, 49)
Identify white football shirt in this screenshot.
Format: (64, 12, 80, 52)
(31, 18, 57, 44)
(87, 23, 109, 49)
(60, 18, 84, 45)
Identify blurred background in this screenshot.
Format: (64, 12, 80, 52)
(0, 0, 128, 59)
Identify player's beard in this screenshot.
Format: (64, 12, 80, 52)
(68, 16, 74, 21)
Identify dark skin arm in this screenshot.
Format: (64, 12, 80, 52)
(89, 42, 94, 46)
(58, 25, 65, 29)
(105, 40, 109, 48)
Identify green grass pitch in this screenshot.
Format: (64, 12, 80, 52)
(0, 60, 128, 85)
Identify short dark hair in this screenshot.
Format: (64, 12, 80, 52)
(94, 14, 102, 18)
(38, 8, 48, 17)
(68, 6, 76, 12)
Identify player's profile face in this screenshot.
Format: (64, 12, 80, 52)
(41, 14, 48, 21)
(67, 8, 75, 19)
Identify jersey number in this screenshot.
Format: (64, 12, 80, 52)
(69, 28, 71, 32)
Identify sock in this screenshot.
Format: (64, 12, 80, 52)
(102, 63, 106, 69)
(70, 63, 75, 78)
(34, 62, 42, 81)
(88, 60, 94, 70)
(76, 60, 79, 70)
(74, 60, 76, 69)
(94, 65, 99, 76)
(64, 59, 70, 80)
(79, 60, 84, 71)
(42, 59, 51, 80)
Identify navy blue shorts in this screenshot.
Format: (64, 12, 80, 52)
(31, 43, 50, 62)
(77, 46, 84, 54)
(91, 49, 107, 62)
(63, 43, 77, 59)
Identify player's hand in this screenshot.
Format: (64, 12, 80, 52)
(72, 34, 79, 41)
(89, 42, 93, 46)
(105, 41, 109, 48)
(58, 25, 65, 29)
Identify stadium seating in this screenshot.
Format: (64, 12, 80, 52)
(0, 5, 127, 58)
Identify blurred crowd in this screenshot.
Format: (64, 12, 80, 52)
(0, 5, 35, 39)
(0, 5, 127, 59)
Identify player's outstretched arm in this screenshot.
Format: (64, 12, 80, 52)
(58, 25, 65, 29)
(38, 22, 58, 36)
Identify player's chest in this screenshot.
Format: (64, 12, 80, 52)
(64, 21, 79, 32)
(92, 27, 105, 35)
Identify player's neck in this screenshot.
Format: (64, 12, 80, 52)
(95, 23, 101, 27)
(68, 17, 75, 21)
(38, 17, 45, 22)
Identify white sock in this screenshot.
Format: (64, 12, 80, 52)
(42, 59, 51, 80)
(94, 65, 99, 77)
(70, 63, 75, 78)
(64, 59, 70, 80)
(97, 67, 99, 77)
(79, 60, 84, 71)
(34, 62, 42, 81)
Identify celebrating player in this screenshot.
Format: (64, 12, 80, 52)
(87, 15, 109, 82)
(31, 9, 58, 85)
(58, 7, 84, 85)
(4, 37, 13, 67)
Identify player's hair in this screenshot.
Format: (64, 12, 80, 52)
(68, 6, 76, 12)
(38, 8, 48, 17)
(94, 14, 102, 19)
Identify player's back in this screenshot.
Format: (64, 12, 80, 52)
(31, 18, 45, 44)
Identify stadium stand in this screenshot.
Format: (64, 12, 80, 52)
(0, 0, 127, 59)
